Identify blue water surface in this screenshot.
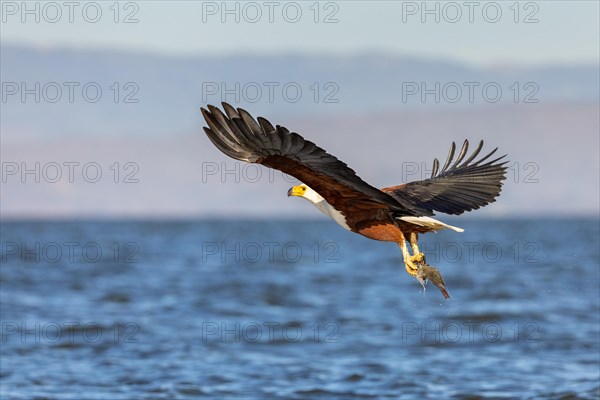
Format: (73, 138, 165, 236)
(1, 218, 599, 399)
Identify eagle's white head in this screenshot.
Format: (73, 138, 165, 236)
(287, 184, 323, 204)
(287, 183, 351, 231)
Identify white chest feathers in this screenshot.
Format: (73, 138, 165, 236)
(301, 186, 351, 231)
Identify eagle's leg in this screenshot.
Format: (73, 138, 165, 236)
(399, 239, 418, 277)
(409, 232, 426, 265)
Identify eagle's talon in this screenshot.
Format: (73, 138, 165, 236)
(410, 252, 426, 265)
(404, 260, 419, 277)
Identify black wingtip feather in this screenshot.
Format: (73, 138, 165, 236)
(221, 102, 240, 119)
(440, 142, 456, 174)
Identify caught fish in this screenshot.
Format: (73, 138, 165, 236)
(417, 263, 450, 299)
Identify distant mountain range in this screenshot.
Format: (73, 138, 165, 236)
(1, 45, 598, 218)
(2, 45, 598, 138)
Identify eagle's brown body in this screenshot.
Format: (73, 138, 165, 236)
(357, 222, 407, 243)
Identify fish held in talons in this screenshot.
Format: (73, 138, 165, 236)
(416, 263, 450, 299)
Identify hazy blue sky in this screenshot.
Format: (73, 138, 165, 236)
(2, 1, 598, 66)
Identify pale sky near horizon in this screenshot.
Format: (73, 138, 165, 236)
(1, 1, 598, 66)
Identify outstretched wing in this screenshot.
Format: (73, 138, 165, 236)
(201, 103, 422, 226)
(382, 140, 507, 215)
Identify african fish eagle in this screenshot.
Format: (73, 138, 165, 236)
(201, 102, 508, 298)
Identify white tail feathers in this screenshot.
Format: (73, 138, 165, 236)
(398, 216, 464, 232)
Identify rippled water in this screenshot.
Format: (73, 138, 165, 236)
(1, 218, 599, 399)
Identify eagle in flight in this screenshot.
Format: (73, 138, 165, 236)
(201, 103, 508, 299)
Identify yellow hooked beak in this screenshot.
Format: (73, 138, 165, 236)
(287, 185, 306, 197)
